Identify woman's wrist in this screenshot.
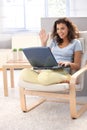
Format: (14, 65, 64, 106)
(41, 42, 47, 47)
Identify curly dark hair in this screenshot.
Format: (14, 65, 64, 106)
(51, 17, 79, 45)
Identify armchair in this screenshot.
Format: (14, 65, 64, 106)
(18, 31, 87, 119)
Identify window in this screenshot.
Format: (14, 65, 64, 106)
(2, 0, 24, 31)
(1, 0, 69, 33)
(25, 0, 45, 31)
(47, 0, 66, 17)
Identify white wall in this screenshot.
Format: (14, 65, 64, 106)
(70, 0, 87, 16)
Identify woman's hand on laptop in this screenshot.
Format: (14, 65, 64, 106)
(39, 29, 49, 47)
(58, 61, 71, 67)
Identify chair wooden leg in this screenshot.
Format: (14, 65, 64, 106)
(19, 87, 46, 112)
(26, 97, 46, 112)
(19, 87, 27, 112)
(76, 104, 87, 118)
(19, 84, 87, 117)
(69, 85, 78, 119)
(69, 85, 87, 119)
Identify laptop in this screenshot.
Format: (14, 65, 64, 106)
(23, 47, 68, 70)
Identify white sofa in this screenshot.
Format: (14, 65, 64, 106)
(12, 32, 41, 49)
(0, 32, 41, 67)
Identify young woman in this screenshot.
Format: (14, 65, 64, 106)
(20, 17, 82, 85)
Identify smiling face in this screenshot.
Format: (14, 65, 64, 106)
(56, 23, 69, 40)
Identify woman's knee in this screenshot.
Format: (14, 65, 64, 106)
(38, 70, 69, 85)
(38, 71, 50, 85)
(19, 68, 39, 83)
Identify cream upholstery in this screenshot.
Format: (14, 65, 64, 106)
(19, 80, 82, 92)
(0, 49, 11, 68)
(18, 31, 87, 119)
(12, 33, 41, 49)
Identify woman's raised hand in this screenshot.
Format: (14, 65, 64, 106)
(39, 29, 49, 46)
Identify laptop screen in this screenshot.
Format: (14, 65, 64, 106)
(23, 47, 58, 68)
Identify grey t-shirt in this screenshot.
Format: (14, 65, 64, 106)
(49, 39, 82, 63)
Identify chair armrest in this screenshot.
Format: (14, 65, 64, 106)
(70, 64, 87, 85)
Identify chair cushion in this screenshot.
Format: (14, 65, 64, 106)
(18, 79, 81, 92)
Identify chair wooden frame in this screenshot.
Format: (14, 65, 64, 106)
(19, 64, 87, 119)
